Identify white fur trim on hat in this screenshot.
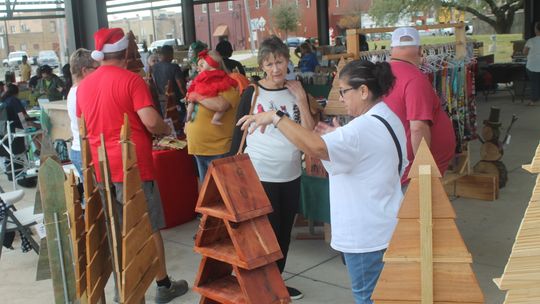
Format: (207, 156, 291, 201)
(91, 50, 104, 61)
(101, 35, 129, 53)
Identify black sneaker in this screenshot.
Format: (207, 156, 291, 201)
(287, 286, 304, 300)
(155, 278, 189, 303)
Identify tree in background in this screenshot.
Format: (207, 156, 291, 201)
(369, 0, 524, 34)
(271, 2, 300, 39)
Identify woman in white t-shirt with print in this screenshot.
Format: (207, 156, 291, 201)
(230, 36, 315, 300)
(238, 60, 407, 304)
(524, 22, 540, 106)
(67, 49, 98, 180)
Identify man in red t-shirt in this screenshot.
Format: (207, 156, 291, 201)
(76, 28, 187, 303)
(384, 27, 456, 184)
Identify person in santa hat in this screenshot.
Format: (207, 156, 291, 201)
(76, 28, 188, 303)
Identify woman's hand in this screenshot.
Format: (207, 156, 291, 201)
(285, 81, 308, 107)
(237, 111, 275, 134)
(314, 117, 340, 135)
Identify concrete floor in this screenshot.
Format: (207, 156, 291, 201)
(0, 90, 538, 303)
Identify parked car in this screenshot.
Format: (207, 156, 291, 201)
(285, 37, 306, 47)
(37, 50, 60, 67)
(4, 51, 29, 68)
(148, 38, 182, 53)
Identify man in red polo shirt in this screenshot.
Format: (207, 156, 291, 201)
(76, 28, 187, 303)
(385, 27, 456, 185)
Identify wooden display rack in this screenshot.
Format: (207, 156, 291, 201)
(372, 139, 484, 303)
(193, 154, 290, 304)
(493, 142, 540, 303)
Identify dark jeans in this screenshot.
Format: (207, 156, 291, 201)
(194, 153, 228, 183)
(262, 177, 301, 273)
(527, 69, 540, 102)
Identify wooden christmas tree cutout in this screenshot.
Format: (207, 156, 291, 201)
(164, 79, 182, 132)
(372, 139, 484, 303)
(196, 154, 273, 222)
(522, 141, 540, 173)
(125, 30, 144, 73)
(324, 57, 349, 116)
(119, 114, 159, 303)
(193, 153, 290, 303)
(80, 116, 111, 304)
(494, 143, 540, 303)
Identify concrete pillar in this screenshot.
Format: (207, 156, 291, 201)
(65, 0, 108, 52)
(316, 0, 329, 46)
(182, 0, 196, 46)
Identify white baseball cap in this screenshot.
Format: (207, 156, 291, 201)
(391, 27, 420, 47)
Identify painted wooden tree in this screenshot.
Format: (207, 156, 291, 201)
(493, 141, 540, 303)
(323, 57, 348, 116)
(193, 154, 290, 304)
(164, 79, 182, 133)
(372, 139, 484, 303)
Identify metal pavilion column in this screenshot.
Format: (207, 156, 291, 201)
(525, 0, 540, 39)
(182, 0, 196, 46)
(316, 0, 329, 46)
(65, 0, 108, 52)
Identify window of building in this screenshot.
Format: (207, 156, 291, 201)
(307, 0, 311, 8)
(215, 2, 220, 12)
(295, 0, 299, 7)
(228, 1, 234, 11)
(20, 43, 27, 51)
(33, 43, 39, 50)
(255, 0, 260, 9)
(202, 3, 207, 13)
(0, 26, 4, 34)
(268, 0, 272, 8)
(336, 0, 340, 7)
(10, 25, 16, 33)
(50, 21, 56, 32)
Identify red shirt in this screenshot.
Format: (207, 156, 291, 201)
(384, 60, 456, 183)
(76, 65, 155, 183)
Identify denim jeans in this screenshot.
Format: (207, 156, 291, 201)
(527, 69, 540, 102)
(194, 153, 228, 183)
(343, 249, 386, 304)
(69, 149, 83, 183)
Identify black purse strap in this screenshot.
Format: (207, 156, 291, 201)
(371, 114, 403, 175)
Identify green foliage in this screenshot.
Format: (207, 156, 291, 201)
(368, 0, 524, 34)
(271, 2, 300, 38)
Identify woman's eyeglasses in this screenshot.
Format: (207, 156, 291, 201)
(339, 87, 354, 98)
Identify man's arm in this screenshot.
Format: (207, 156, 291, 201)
(198, 95, 231, 112)
(137, 106, 171, 136)
(410, 120, 431, 155)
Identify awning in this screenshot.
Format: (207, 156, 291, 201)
(213, 25, 229, 37)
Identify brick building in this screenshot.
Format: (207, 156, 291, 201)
(0, 18, 61, 58)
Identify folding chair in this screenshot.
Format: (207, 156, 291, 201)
(0, 189, 41, 259)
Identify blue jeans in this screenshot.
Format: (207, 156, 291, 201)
(343, 249, 386, 304)
(69, 149, 83, 183)
(527, 69, 540, 102)
(194, 154, 228, 183)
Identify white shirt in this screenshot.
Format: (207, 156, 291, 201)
(526, 36, 540, 72)
(67, 86, 80, 151)
(321, 102, 408, 253)
(245, 85, 302, 182)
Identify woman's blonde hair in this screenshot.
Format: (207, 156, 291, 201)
(70, 48, 95, 80)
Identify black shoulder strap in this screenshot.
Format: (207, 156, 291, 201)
(371, 114, 403, 175)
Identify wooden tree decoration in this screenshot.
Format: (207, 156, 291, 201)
(372, 139, 484, 303)
(80, 117, 111, 304)
(323, 57, 348, 116)
(493, 142, 540, 303)
(64, 171, 87, 300)
(193, 154, 290, 304)
(125, 30, 144, 73)
(38, 158, 77, 303)
(119, 114, 159, 303)
(164, 79, 182, 133)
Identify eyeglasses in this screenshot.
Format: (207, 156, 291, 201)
(339, 87, 354, 98)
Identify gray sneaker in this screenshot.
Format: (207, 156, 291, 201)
(155, 278, 189, 303)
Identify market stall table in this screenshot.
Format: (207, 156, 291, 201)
(152, 148, 198, 228)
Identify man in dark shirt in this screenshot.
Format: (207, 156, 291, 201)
(215, 40, 246, 75)
(151, 45, 186, 117)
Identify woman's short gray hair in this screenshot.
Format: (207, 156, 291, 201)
(257, 35, 290, 67)
(69, 48, 95, 79)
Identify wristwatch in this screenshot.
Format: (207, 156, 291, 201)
(273, 110, 286, 127)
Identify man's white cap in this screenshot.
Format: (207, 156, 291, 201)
(391, 27, 420, 47)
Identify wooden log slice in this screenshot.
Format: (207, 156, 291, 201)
(473, 160, 508, 188)
(480, 142, 503, 161)
(481, 125, 500, 142)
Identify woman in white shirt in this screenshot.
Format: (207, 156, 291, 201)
(238, 60, 407, 304)
(67, 49, 98, 180)
(524, 22, 540, 106)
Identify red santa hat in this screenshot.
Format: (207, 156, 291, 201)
(91, 28, 129, 61)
